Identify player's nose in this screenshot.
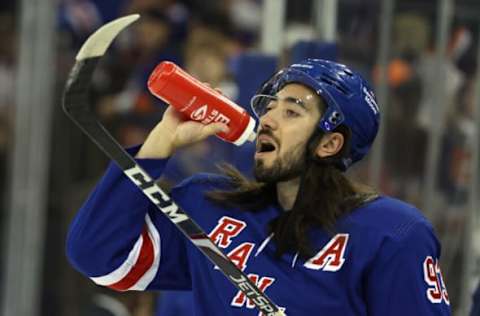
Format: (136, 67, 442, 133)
(259, 110, 279, 131)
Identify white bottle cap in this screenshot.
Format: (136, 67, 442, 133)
(232, 116, 257, 146)
(247, 130, 257, 142)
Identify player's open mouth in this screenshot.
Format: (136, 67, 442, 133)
(255, 137, 278, 157)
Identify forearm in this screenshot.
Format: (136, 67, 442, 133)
(66, 153, 168, 280)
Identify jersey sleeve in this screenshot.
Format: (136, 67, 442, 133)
(66, 148, 192, 291)
(470, 282, 480, 316)
(365, 221, 451, 315)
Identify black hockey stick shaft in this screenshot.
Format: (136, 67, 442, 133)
(62, 15, 283, 316)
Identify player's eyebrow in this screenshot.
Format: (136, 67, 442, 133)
(283, 96, 310, 111)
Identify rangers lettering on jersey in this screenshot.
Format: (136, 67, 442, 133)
(226, 242, 255, 271)
(231, 274, 275, 309)
(207, 217, 280, 314)
(209, 216, 247, 248)
(228, 274, 277, 316)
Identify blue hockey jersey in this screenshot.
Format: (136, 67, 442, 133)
(66, 151, 451, 315)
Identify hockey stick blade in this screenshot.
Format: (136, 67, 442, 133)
(62, 15, 284, 316)
(76, 14, 140, 60)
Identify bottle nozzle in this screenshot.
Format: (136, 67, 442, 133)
(247, 131, 257, 142)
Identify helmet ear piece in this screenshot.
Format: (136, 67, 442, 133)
(318, 104, 345, 132)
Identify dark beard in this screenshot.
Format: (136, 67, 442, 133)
(254, 143, 307, 183)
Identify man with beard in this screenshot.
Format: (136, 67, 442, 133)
(67, 59, 451, 315)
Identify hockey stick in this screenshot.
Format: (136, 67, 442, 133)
(62, 15, 284, 316)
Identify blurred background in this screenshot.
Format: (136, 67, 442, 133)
(0, 0, 480, 315)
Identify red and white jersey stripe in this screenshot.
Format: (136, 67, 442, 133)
(90, 214, 160, 291)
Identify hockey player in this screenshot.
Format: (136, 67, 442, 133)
(66, 59, 451, 315)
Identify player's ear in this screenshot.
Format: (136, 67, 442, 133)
(315, 132, 344, 158)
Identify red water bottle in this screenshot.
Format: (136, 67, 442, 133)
(147, 61, 256, 146)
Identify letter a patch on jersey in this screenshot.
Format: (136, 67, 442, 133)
(304, 234, 349, 271)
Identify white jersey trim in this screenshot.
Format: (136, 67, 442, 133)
(90, 213, 161, 290)
(128, 214, 161, 290)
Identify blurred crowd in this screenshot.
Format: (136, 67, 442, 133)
(0, 0, 480, 315)
(0, 3, 15, 231)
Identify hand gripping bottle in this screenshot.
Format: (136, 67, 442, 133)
(147, 61, 256, 146)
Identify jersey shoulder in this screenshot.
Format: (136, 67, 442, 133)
(174, 172, 232, 193)
(170, 172, 233, 206)
(344, 196, 433, 241)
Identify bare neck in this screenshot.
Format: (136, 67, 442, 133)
(276, 177, 301, 211)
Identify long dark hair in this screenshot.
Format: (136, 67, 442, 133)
(207, 126, 376, 259)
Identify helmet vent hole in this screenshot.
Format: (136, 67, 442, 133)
(320, 77, 350, 96)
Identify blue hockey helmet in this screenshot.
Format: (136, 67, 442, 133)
(251, 58, 380, 170)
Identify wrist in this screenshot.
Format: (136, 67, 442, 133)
(136, 143, 174, 159)
(136, 124, 176, 159)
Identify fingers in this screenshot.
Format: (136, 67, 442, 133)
(201, 122, 229, 138)
(203, 82, 223, 95)
(163, 105, 182, 119)
(172, 121, 229, 148)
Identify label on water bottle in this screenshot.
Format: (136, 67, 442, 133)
(190, 105, 231, 125)
(190, 104, 208, 120)
(179, 96, 198, 112)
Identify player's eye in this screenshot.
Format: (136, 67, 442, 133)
(286, 109, 299, 118)
(265, 99, 278, 112)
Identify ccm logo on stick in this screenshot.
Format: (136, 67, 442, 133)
(124, 166, 188, 224)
